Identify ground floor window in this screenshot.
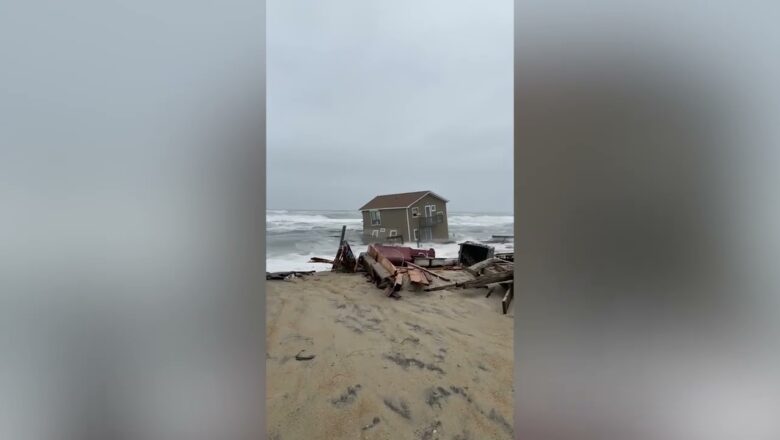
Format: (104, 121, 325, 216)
(371, 230, 379, 238)
(413, 229, 419, 240)
(389, 230, 397, 236)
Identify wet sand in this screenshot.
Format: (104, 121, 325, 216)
(266, 271, 514, 440)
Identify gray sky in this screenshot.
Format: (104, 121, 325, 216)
(267, 0, 513, 213)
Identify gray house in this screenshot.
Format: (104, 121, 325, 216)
(359, 190, 450, 243)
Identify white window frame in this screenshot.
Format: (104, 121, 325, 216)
(371, 230, 379, 238)
(379, 228, 386, 233)
(411, 207, 419, 218)
(389, 230, 397, 237)
(369, 210, 381, 226)
(413, 229, 419, 240)
(424, 205, 434, 217)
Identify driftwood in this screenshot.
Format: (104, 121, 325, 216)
(309, 257, 334, 264)
(405, 262, 450, 282)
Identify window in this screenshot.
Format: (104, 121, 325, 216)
(413, 229, 419, 240)
(371, 230, 379, 238)
(370, 210, 381, 226)
(380, 228, 386, 233)
(389, 230, 397, 237)
(430, 204, 436, 212)
(411, 207, 419, 217)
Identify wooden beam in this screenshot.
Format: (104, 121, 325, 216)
(405, 262, 450, 282)
(502, 285, 514, 315)
(465, 257, 504, 276)
(424, 271, 513, 292)
(367, 244, 398, 276)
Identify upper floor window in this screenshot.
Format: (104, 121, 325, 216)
(411, 207, 419, 217)
(370, 210, 381, 225)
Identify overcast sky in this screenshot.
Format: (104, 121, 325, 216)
(267, 0, 513, 213)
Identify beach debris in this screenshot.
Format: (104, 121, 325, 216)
(495, 252, 514, 262)
(424, 256, 514, 314)
(266, 271, 315, 281)
(332, 226, 359, 272)
(425, 270, 513, 292)
(294, 350, 316, 361)
(412, 256, 459, 268)
(502, 282, 514, 315)
(457, 241, 495, 266)
(369, 244, 435, 265)
(308, 257, 334, 264)
(406, 261, 451, 282)
(464, 257, 512, 277)
(407, 268, 428, 286)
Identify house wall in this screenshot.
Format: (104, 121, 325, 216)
(361, 208, 409, 243)
(408, 193, 449, 242)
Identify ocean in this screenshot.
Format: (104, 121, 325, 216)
(266, 209, 514, 272)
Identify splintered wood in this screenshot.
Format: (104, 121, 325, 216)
(424, 257, 515, 315)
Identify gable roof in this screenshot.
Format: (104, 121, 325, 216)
(359, 190, 449, 211)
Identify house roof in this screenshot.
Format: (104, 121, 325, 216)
(359, 190, 449, 211)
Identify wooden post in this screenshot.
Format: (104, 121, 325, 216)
(502, 285, 513, 314)
(338, 225, 347, 246)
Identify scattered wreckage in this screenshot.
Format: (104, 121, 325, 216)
(268, 225, 514, 314)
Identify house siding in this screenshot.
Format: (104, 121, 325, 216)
(408, 193, 449, 242)
(361, 208, 409, 243)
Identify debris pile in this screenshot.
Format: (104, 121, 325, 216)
(358, 244, 451, 299)
(279, 224, 515, 313)
(425, 257, 514, 314)
(332, 225, 359, 272)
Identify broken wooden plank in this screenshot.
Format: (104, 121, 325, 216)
(408, 269, 430, 286)
(408, 268, 423, 284)
(309, 257, 334, 264)
(424, 271, 513, 291)
(405, 262, 450, 282)
(367, 244, 398, 276)
(338, 225, 347, 246)
(332, 241, 358, 273)
(465, 271, 514, 288)
(361, 254, 392, 287)
(502, 285, 513, 314)
(465, 257, 504, 276)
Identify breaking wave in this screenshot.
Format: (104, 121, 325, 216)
(266, 210, 513, 272)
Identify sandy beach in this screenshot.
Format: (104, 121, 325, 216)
(266, 270, 514, 440)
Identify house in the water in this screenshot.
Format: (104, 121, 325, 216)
(359, 190, 450, 243)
